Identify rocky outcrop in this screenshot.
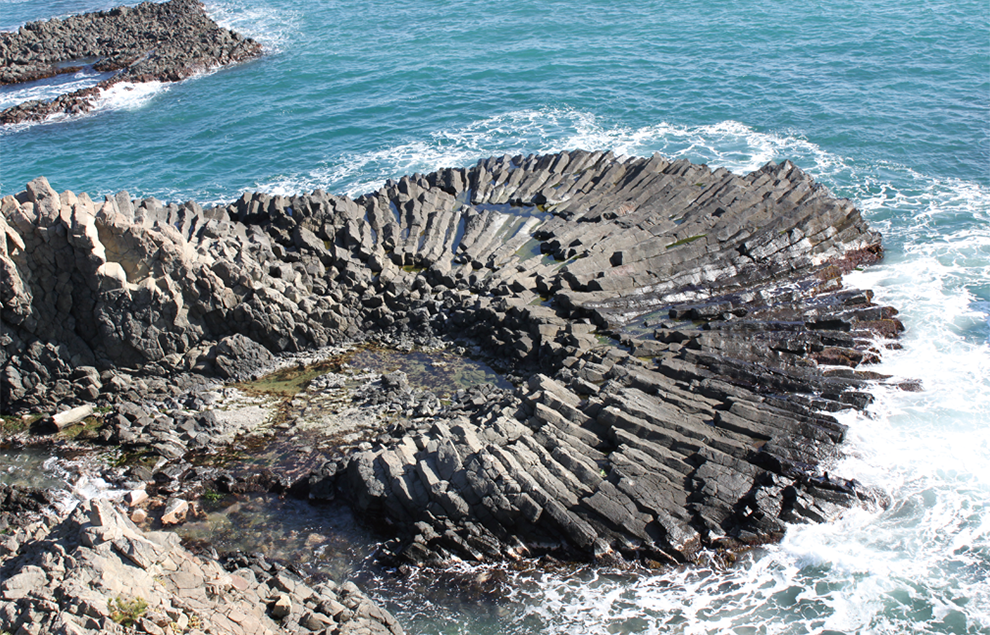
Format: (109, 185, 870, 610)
(0, 0, 261, 124)
(0, 497, 402, 634)
(1, 150, 903, 566)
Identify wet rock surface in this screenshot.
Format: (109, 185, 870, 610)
(0, 0, 261, 125)
(0, 482, 60, 531)
(2, 151, 904, 620)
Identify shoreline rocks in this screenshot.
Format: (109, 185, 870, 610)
(2, 151, 904, 569)
(0, 0, 262, 125)
(0, 495, 402, 634)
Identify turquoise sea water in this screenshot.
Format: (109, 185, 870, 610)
(1, 1, 988, 633)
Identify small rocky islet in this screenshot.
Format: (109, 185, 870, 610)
(0, 0, 262, 125)
(1, 3, 911, 634)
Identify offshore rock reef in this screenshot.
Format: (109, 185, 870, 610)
(0, 0, 262, 125)
(1, 150, 905, 632)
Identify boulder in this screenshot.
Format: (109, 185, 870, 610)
(214, 333, 276, 380)
(160, 498, 189, 525)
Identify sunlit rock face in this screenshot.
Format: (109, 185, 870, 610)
(0, 496, 404, 634)
(1, 150, 901, 566)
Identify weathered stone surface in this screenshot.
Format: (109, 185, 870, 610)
(50, 404, 94, 430)
(1, 0, 262, 124)
(125, 489, 149, 507)
(0, 499, 402, 634)
(214, 333, 276, 380)
(271, 593, 292, 619)
(160, 498, 189, 525)
(2, 151, 902, 571)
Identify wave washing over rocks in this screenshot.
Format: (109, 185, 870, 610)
(0, 0, 261, 125)
(1, 150, 908, 633)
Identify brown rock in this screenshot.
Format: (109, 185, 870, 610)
(271, 593, 292, 619)
(160, 498, 189, 525)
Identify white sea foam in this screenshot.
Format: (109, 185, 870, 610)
(329, 108, 989, 635)
(204, 0, 299, 54)
(822, 180, 990, 634)
(253, 108, 877, 200)
(0, 79, 170, 136)
(93, 80, 168, 112)
(0, 68, 114, 111)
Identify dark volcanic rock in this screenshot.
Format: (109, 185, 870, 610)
(0, 0, 262, 124)
(214, 333, 277, 380)
(1, 151, 902, 566)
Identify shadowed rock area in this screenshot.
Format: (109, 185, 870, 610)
(0, 0, 261, 124)
(1, 151, 902, 572)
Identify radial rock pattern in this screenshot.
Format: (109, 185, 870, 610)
(0, 150, 902, 565)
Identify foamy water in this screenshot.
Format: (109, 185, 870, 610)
(0, 68, 114, 111)
(205, 0, 299, 54)
(0, 79, 171, 134)
(0, 448, 127, 515)
(312, 119, 988, 635)
(93, 80, 168, 112)
(249, 110, 927, 201)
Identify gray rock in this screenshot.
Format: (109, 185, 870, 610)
(214, 333, 276, 380)
(2, 151, 900, 572)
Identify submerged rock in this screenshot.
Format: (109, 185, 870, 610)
(0, 0, 262, 124)
(1, 151, 902, 568)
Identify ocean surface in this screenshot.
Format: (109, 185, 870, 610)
(2, 0, 989, 633)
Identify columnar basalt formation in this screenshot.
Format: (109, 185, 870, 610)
(0, 0, 262, 124)
(1, 151, 902, 568)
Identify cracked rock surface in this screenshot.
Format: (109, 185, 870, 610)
(2, 150, 902, 569)
(0, 495, 402, 634)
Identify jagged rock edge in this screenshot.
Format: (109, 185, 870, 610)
(0, 150, 904, 568)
